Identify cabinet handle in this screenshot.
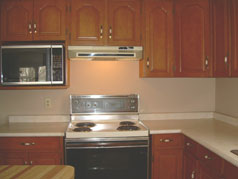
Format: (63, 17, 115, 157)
(21, 142, 35, 146)
(160, 138, 173, 143)
(224, 56, 229, 69)
(205, 56, 209, 69)
(146, 57, 150, 67)
(109, 26, 112, 39)
(33, 23, 37, 34)
(24, 161, 28, 165)
(28, 24, 32, 34)
(191, 171, 195, 179)
(100, 25, 103, 39)
(204, 155, 212, 160)
(186, 142, 191, 147)
(30, 161, 33, 165)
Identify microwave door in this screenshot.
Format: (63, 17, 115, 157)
(1, 45, 53, 85)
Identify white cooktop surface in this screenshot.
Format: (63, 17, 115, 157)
(65, 120, 149, 138)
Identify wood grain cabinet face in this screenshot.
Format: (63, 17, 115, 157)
(70, 0, 106, 45)
(224, 160, 238, 179)
(33, 0, 66, 40)
(174, 0, 211, 77)
(140, 0, 174, 77)
(1, 0, 33, 41)
(70, 0, 141, 46)
(183, 153, 198, 179)
(107, 0, 141, 46)
(231, 0, 238, 76)
(0, 137, 63, 165)
(1, 0, 66, 41)
(151, 134, 183, 179)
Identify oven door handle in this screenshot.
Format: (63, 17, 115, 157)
(66, 145, 148, 149)
(66, 141, 148, 149)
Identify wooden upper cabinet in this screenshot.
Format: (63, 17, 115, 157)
(70, 0, 141, 46)
(70, 0, 106, 45)
(33, 0, 66, 40)
(1, 0, 33, 41)
(0, 0, 66, 41)
(140, 0, 174, 77)
(231, 0, 238, 76)
(213, 0, 230, 77)
(174, 0, 212, 77)
(107, 0, 141, 46)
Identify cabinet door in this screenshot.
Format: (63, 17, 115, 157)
(141, 0, 174, 77)
(175, 0, 211, 77)
(231, 0, 238, 76)
(199, 164, 215, 179)
(1, 0, 33, 41)
(70, 0, 106, 45)
(0, 151, 28, 165)
(213, 0, 230, 77)
(33, 0, 66, 40)
(107, 0, 141, 46)
(29, 152, 62, 165)
(183, 153, 198, 179)
(224, 161, 238, 179)
(152, 149, 183, 179)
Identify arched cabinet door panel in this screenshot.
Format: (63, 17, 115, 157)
(107, 0, 142, 46)
(70, 0, 106, 45)
(174, 0, 212, 77)
(1, 0, 33, 41)
(33, 0, 66, 40)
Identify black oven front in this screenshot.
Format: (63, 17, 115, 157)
(65, 137, 149, 179)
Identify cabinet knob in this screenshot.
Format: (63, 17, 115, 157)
(30, 161, 33, 165)
(191, 171, 195, 179)
(109, 27, 112, 39)
(24, 161, 28, 165)
(21, 142, 35, 146)
(205, 56, 209, 69)
(33, 23, 37, 34)
(100, 25, 103, 39)
(204, 155, 212, 160)
(146, 57, 150, 67)
(160, 138, 173, 143)
(28, 24, 32, 34)
(186, 142, 191, 146)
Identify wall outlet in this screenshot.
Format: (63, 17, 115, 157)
(44, 98, 52, 109)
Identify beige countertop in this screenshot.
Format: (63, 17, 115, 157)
(142, 118, 238, 167)
(0, 122, 68, 137)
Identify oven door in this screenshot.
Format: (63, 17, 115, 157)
(65, 138, 149, 179)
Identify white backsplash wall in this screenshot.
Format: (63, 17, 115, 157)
(216, 78, 238, 118)
(0, 61, 216, 124)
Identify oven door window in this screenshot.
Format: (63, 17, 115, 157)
(66, 147, 148, 179)
(1, 47, 52, 85)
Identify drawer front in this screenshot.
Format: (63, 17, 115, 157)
(0, 137, 62, 150)
(184, 136, 198, 157)
(197, 144, 223, 176)
(152, 134, 183, 148)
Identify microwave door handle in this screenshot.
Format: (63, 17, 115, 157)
(51, 47, 53, 84)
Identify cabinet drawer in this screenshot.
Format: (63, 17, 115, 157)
(0, 137, 62, 150)
(184, 136, 198, 157)
(197, 144, 223, 176)
(152, 134, 183, 148)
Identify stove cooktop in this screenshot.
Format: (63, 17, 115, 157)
(65, 120, 149, 138)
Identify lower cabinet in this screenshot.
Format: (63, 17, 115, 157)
(151, 134, 183, 179)
(224, 160, 238, 179)
(0, 137, 64, 165)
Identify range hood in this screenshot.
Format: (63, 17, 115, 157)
(68, 46, 143, 61)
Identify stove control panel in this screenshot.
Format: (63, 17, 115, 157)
(70, 95, 138, 114)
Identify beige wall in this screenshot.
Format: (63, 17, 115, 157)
(0, 61, 216, 124)
(215, 78, 238, 117)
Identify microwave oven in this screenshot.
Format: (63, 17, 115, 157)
(0, 45, 65, 86)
